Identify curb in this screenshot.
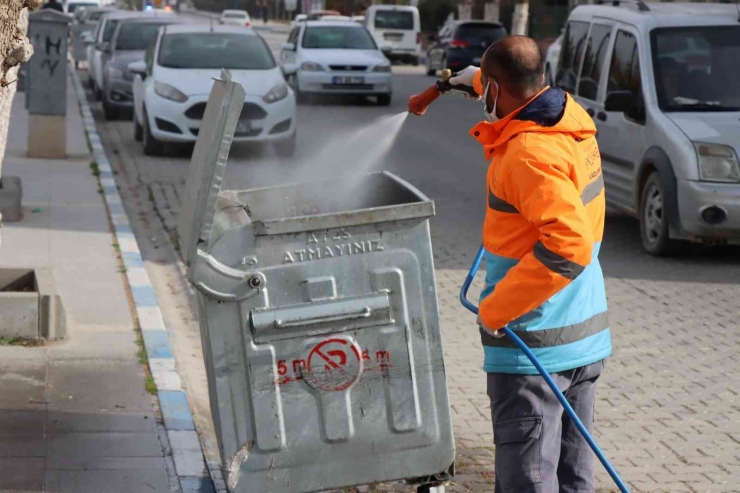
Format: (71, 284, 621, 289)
(69, 65, 218, 493)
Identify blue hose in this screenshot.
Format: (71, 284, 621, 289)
(459, 245, 630, 493)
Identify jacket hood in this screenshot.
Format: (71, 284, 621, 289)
(470, 87, 597, 157)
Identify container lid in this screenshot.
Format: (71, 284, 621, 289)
(177, 69, 245, 267)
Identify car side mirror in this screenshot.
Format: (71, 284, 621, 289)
(283, 42, 296, 52)
(82, 32, 95, 44)
(380, 45, 392, 55)
(96, 41, 111, 53)
(128, 60, 148, 75)
(604, 90, 634, 113)
(281, 64, 297, 77)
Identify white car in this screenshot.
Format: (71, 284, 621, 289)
(130, 24, 296, 157)
(318, 15, 351, 21)
(280, 21, 393, 105)
(545, 31, 563, 87)
(219, 9, 251, 27)
(290, 13, 307, 29)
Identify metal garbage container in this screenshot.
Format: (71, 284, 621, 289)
(179, 71, 455, 493)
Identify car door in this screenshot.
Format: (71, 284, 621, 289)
(428, 24, 448, 69)
(555, 20, 589, 95)
(591, 26, 647, 214)
(133, 35, 156, 126)
(280, 26, 300, 68)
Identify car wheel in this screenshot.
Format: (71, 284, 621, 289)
(377, 93, 391, 106)
(133, 114, 143, 142)
(412, 55, 419, 66)
(640, 172, 676, 256)
(95, 87, 103, 101)
(274, 132, 296, 158)
(142, 108, 164, 156)
(103, 99, 119, 121)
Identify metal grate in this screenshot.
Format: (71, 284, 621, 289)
(185, 102, 267, 120)
(329, 65, 368, 72)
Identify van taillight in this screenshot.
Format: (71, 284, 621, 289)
(416, 32, 421, 44)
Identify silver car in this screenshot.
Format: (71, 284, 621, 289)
(102, 16, 182, 120)
(556, 3, 740, 255)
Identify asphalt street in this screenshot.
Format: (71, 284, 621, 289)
(86, 23, 740, 493)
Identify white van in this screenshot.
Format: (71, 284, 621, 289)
(365, 5, 420, 65)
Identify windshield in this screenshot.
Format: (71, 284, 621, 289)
(455, 23, 506, 44)
(102, 19, 119, 42)
(302, 26, 377, 50)
(68, 3, 97, 13)
(374, 10, 413, 30)
(115, 23, 167, 51)
(88, 11, 105, 21)
(158, 33, 275, 70)
(652, 26, 740, 112)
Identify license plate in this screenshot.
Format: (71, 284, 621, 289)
(333, 76, 364, 85)
(383, 32, 403, 41)
(236, 120, 251, 133)
(472, 57, 481, 64)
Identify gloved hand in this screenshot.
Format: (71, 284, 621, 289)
(477, 316, 505, 338)
(448, 66, 482, 101)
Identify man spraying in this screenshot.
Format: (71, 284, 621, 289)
(449, 36, 612, 492)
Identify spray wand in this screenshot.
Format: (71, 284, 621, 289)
(407, 69, 479, 116)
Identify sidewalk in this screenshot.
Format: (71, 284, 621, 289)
(0, 73, 174, 492)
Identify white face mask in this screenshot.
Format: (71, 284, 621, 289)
(483, 79, 499, 122)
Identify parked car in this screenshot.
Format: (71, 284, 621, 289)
(365, 5, 420, 65)
(71, 6, 114, 68)
(425, 20, 506, 76)
(306, 10, 341, 21)
(318, 15, 352, 21)
(557, 3, 740, 255)
(130, 24, 297, 157)
(102, 16, 182, 120)
(544, 30, 563, 86)
(85, 11, 143, 99)
(291, 13, 307, 29)
(280, 20, 393, 105)
(351, 15, 364, 24)
(65, 0, 99, 14)
(219, 9, 251, 27)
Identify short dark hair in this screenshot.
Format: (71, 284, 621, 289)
(482, 35, 544, 99)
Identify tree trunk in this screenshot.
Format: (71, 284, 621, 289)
(510, 0, 528, 36)
(0, 1, 37, 180)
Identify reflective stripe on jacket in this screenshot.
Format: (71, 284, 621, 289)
(470, 73, 611, 374)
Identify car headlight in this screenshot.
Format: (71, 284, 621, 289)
(263, 83, 289, 104)
(300, 61, 323, 72)
(107, 66, 124, 79)
(154, 81, 188, 103)
(694, 142, 740, 183)
(373, 64, 391, 73)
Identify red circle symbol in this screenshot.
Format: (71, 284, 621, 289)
(303, 338, 362, 392)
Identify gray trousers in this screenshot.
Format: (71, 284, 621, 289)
(487, 360, 606, 493)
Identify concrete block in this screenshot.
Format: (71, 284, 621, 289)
(0, 267, 66, 340)
(28, 115, 66, 159)
(0, 292, 38, 338)
(0, 176, 23, 222)
(36, 267, 65, 339)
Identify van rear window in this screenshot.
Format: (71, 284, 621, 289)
(374, 11, 413, 30)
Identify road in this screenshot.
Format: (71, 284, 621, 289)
(85, 23, 740, 493)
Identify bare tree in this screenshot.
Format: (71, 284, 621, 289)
(510, 0, 528, 36)
(0, 0, 38, 177)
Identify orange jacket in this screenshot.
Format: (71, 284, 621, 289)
(470, 74, 606, 332)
